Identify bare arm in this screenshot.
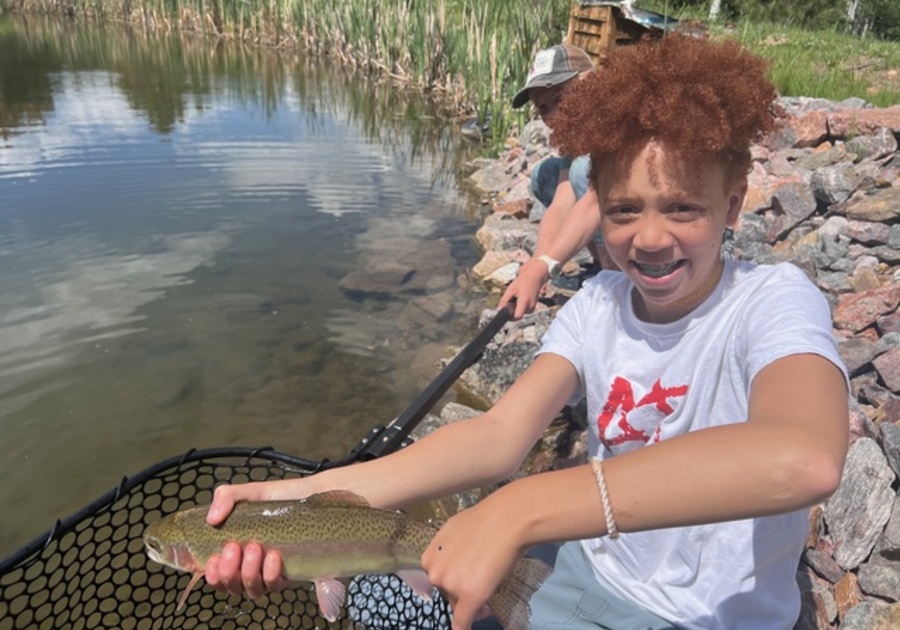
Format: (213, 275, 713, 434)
(500, 189, 601, 319)
(207, 352, 848, 626)
(204, 354, 581, 595)
(542, 188, 601, 263)
(424, 353, 849, 627)
(532, 179, 577, 258)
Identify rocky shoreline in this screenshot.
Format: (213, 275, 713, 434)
(431, 99, 900, 629)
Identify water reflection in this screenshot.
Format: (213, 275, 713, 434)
(0, 16, 487, 557)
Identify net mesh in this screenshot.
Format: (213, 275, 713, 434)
(0, 448, 451, 630)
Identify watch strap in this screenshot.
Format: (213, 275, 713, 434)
(537, 254, 561, 275)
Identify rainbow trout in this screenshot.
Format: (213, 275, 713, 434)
(143, 490, 551, 629)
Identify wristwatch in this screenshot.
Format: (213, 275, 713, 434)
(537, 254, 562, 276)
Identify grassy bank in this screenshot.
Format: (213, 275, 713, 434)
(730, 21, 899, 107)
(2, 0, 897, 149)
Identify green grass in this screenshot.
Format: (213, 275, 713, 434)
(728, 22, 900, 107)
(632, 2, 899, 107)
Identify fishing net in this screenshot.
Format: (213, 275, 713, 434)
(0, 307, 514, 630)
(0, 447, 451, 630)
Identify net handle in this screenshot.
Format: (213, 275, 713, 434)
(349, 302, 513, 460)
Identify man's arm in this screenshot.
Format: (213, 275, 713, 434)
(500, 189, 602, 318)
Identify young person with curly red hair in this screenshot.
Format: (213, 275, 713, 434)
(201, 35, 849, 630)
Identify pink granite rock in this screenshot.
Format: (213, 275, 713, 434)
(834, 285, 900, 332)
(828, 106, 900, 138)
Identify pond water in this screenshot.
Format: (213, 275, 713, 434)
(0, 17, 490, 558)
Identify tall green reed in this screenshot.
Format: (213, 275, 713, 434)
(12, 1, 892, 149)
(4, 0, 570, 151)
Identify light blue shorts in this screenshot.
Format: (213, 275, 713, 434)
(528, 542, 677, 630)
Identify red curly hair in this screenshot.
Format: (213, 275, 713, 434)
(552, 34, 779, 190)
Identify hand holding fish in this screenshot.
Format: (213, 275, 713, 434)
(423, 500, 527, 630)
(206, 479, 312, 526)
(205, 541, 288, 599)
(144, 490, 550, 629)
(203, 479, 308, 598)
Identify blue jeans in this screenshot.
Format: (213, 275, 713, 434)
(530, 155, 592, 207)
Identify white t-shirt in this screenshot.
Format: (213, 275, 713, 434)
(537, 260, 847, 630)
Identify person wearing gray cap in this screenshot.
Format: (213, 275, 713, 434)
(500, 44, 615, 319)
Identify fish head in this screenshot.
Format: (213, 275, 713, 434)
(143, 514, 200, 573)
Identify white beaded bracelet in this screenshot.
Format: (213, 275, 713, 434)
(590, 457, 620, 540)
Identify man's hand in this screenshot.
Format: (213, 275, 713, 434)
(498, 259, 551, 319)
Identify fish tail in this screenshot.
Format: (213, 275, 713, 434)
(177, 571, 206, 611)
(487, 555, 552, 630)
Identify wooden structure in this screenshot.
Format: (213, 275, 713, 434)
(565, 1, 678, 65)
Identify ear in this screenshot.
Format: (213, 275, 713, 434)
(725, 179, 748, 228)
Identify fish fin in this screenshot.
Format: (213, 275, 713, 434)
(177, 571, 205, 611)
(396, 569, 434, 601)
(303, 490, 371, 508)
(488, 555, 552, 630)
(314, 578, 346, 623)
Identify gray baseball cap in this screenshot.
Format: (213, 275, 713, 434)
(512, 45, 594, 109)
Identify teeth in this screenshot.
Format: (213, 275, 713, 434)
(635, 261, 681, 278)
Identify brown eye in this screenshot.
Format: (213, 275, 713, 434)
(669, 204, 700, 219)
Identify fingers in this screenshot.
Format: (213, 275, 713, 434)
(205, 554, 222, 589)
(207, 480, 286, 525)
(205, 541, 241, 594)
(451, 601, 477, 630)
(263, 550, 288, 592)
(207, 485, 239, 526)
(514, 294, 533, 319)
(205, 542, 286, 599)
(422, 542, 483, 630)
(501, 284, 528, 321)
(449, 602, 492, 629)
(498, 287, 513, 310)
(220, 542, 247, 596)
(241, 543, 267, 599)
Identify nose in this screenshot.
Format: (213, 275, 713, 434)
(632, 215, 673, 253)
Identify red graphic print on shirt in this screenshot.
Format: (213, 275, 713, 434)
(597, 377, 688, 452)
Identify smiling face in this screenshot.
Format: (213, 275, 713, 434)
(596, 142, 746, 324)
